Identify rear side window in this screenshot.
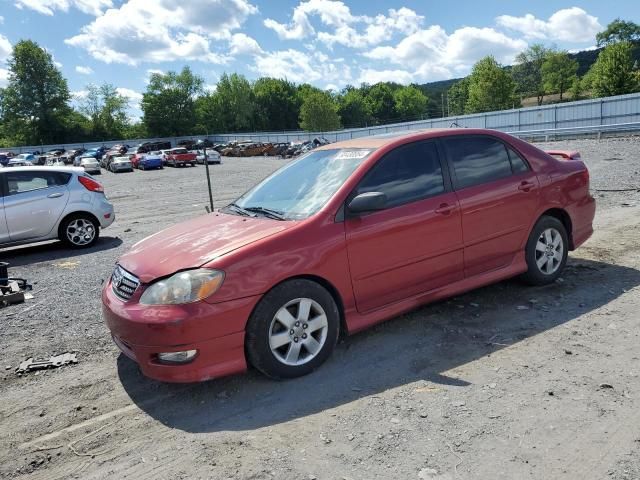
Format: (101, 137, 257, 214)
(5, 171, 71, 195)
(357, 140, 445, 208)
(443, 136, 513, 189)
(506, 146, 530, 174)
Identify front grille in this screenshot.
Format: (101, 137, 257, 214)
(111, 265, 140, 300)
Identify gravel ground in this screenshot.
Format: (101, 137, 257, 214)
(1, 137, 640, 480)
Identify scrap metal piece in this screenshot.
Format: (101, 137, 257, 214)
(16, 353, 78, 374)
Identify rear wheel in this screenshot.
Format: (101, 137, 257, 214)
(59, 213, 99, 248)
(521, 216, 568, 285)
(246, 279, 340, 379)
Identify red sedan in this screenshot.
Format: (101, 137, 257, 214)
(103, 129, 595, 383)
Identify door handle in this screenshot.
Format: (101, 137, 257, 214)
(518, 181, 536, 192)
(47, 192, 64, 198)
(435, 203, 456, 215)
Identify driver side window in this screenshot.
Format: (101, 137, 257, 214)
(357, 140, 445, 209)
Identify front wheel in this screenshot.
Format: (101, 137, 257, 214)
(246, 279, 340, 379)
(59, 214, 99, 248)
(521, 216, 568, 285)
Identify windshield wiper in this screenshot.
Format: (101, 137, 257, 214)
(225, 203, 256, 217)
(244, 206, 287, 220)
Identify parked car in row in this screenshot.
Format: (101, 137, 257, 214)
(1, 166, 114, 249)
(79, 157, 101, 174)
(195, 149, 221, 165)
(132, 152, 163, 170)
(135, 141, 171, 154)
(102, 128, 595, 383)
(165, 148, 197, 167)
(109, 156, 133, 173)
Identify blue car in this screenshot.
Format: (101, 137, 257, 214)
(136, 153, 163, 170)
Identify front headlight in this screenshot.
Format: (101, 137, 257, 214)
(139, 269, 225, 305)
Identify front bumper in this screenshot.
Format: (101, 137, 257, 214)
(102, 281, 261, 383)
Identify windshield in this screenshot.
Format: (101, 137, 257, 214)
(230, 148, 372, 220)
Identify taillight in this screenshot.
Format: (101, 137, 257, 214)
(78, 175, 104, 192)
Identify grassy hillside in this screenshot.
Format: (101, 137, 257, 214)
(417, 45, 640, 117)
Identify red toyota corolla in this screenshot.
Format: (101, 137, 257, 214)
(103, 129, 595, 383)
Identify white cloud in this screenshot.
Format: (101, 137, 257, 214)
(75, 65, 93, 75)
(0, 34, 11, 61)
(357, 68, 415, 85)
(364, 25, 526, 83)
(71, 89, 88, 100)
(252, 48, 352, 85)
(0, 15, 4, 24)
(116, 87, 143, 102)
(229, 33, 262, 56)
(65, 0, 257, 65)
(0, 68, 9, 88)
(15, 0, 113, 16)
(496, 7, 601, 43)
(54, 60, 63, 69)
(264, 1, 423, 48)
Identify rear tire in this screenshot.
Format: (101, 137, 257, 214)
(246, 279, 340, 379)
(521, 215, 568, 286)
(59, 213, 99, 249)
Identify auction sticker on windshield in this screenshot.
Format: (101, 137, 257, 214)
(335, 150, 371, 160)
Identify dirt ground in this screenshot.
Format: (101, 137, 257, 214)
(1, 137, 640, 480)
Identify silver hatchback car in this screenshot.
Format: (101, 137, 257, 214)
(1, 166, 115, 249)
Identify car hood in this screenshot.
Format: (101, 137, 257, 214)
(118, 212, 294, 283)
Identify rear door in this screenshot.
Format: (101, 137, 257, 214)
(441, 135, 540, 277)
(345, 140, 464, 312)
(3, 170, 71, 241)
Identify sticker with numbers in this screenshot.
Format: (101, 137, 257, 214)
(335, 150, 371, 160)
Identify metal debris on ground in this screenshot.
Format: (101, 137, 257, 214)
(16, 353, 78, 375)
(0, 262, 32, 307)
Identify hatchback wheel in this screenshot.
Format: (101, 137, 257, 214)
(246, 279, 340, 379)
(59, 214, 99, 248)
(521, 216, 568, 285)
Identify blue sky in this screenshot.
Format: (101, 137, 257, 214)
(0, 0, 638, 118)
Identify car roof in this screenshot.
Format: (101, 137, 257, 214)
(315, 128, 511, 151)
(1, 166, 84, 174)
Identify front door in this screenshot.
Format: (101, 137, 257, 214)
(3, 170, 71, 241)
(345, 140, 464, 313)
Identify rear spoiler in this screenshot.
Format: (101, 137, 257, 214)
(546, 150, 581, 160)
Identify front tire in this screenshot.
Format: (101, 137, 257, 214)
(521, 216, 568, 285)
(59, 213, 99, 249)
(246, 279, 340, 379)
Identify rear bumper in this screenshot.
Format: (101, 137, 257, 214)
(102, 282, 260, 383)
(571, 195, 596, 250)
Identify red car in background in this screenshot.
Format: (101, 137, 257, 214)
(103, 128, 595, 383)
(165, 147, 197, 167)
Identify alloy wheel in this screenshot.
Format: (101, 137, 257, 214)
(535, 227, 564, 275)
(66, 218, 96, 246)
(268, 298, 328, 366)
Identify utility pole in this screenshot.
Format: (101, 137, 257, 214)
(202, 143, 214, 213)
(441, 93, 445, 117)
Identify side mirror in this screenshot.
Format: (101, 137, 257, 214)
(348, 191, 387, 214)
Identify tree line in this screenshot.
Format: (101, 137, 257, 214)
(0, 18, 639, 147)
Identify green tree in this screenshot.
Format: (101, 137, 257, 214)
(447, 78, 469, 116)
(364, 83, 396, 123)
(299, 90, 341, 131)
(466, 56, 517, 113)
(1, 40, 72, 145)
(588, 41, 640, 97)
(542, 51, 579, 101)
(393, 85, 428, 120)
(195, 93, 225, 134)
(338, 86, 372, 128)
(512, 44, 552, 105)
(142, 66, 203, 137)
(213, 73, 256, 132)
(80, 84, 130, 139)
(596, 18, 640, 46)
(253, 77, 300, 131)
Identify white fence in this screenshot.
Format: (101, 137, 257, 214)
(6, 92, 640, 153)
